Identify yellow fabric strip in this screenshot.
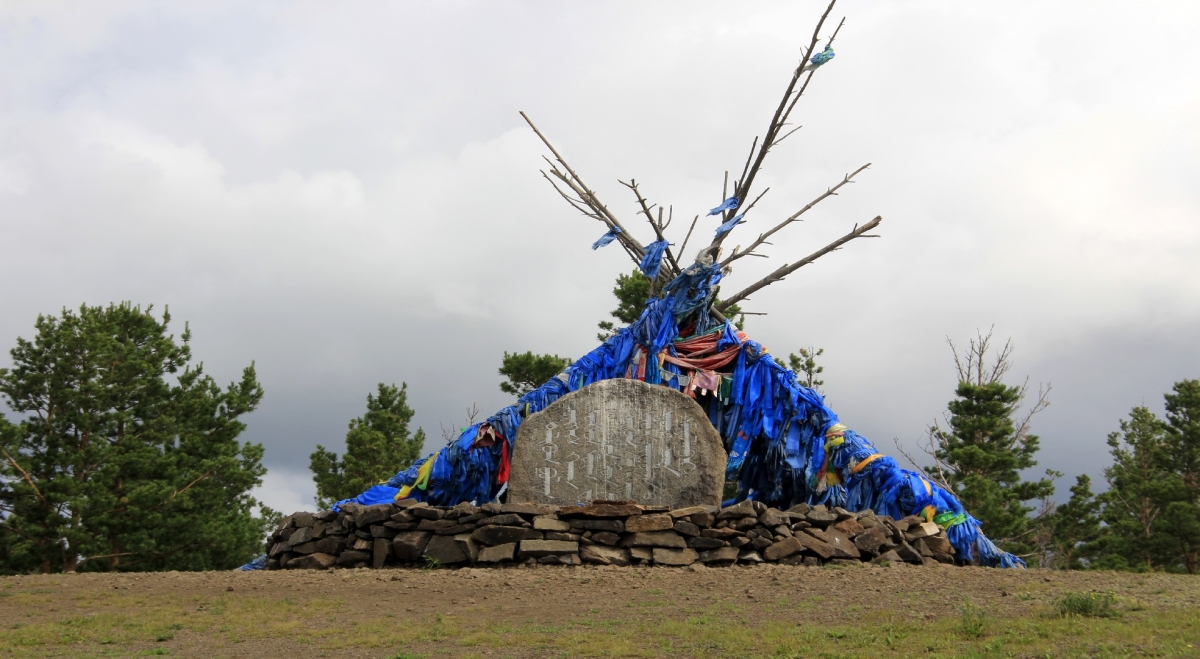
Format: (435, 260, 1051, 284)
(850, 453, 884, 475)
(396, 454, 437, 501)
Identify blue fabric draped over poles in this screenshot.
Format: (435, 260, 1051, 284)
(639, 239, 670, 280)
(330, 258, 1026, 569)
(592, 226, 622, 250)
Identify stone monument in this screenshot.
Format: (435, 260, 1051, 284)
(508, 378, 725, 507)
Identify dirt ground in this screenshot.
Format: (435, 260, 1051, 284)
(2, 563, 1199, 658)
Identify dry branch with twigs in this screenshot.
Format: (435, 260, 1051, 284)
(522, 0, 882, 321)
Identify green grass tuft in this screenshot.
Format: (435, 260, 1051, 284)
(1056, 591, 1118, 618)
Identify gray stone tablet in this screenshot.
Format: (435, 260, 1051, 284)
(508, 378, 725, 508)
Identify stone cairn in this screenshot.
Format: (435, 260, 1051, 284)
(264, 498, 958, 570)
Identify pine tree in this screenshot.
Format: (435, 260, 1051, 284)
(498, 352, 572, 397)
(309, 383, 426, 509)
(1045, 475, 1101, 569)
(788, 347, 825, 392)
(1096, 406, 1177, 570)
(0, 303, 272, 573)
(927, 330, 1055, 556)
(1161, 380, 1200, 573)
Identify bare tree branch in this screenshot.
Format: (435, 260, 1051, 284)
(716, 215, 881, 310)
(619, 178, 681, 277)
(722, 163, 870, 267)
(520, 111, 647, 263)
(2, 449, 48, 506)
(704, 0, 841, 256)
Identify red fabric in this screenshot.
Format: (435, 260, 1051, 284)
(496, 440, 511, 485)
(661, 344, 741, 371)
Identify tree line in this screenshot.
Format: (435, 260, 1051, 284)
(3, 286, 1198, 573)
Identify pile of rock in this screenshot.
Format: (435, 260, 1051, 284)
(265, 499, 960, 570)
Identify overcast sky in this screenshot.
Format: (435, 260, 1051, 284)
(3, 1, 1198, 514)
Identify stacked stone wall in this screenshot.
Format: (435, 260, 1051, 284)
(265, 499, 960, 570)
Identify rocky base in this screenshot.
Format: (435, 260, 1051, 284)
(265, 499, 961, 570)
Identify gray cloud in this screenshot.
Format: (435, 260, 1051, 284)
(3, 1, 1198, 513)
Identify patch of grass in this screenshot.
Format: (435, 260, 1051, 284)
(959, 598, 987, 639)
(1056, 591, 1118, 618)
(387, 653, 424, 659)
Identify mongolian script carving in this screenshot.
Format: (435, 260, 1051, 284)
(509, 379, 725, 508)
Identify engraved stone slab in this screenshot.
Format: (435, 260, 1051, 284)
(509, 378, 725, 508)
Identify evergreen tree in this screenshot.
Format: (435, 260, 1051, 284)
(928, 330, 1055, 556)
(0, 304, 271, 573)
(1045, 474, 1101, 569)
(1161, 380, 1200, 573)
(309, 383, 426, 509)
(787, 347, 825, 392)
(1096, 406, 1176, 571)
(498, 352, 572, 398)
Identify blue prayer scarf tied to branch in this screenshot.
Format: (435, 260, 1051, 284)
(714, 213, 745, 238)
(639, 240, 670, 280)
(592, 226, 622, 250)
(810, 44, 835, 68)
(331, 261, 1025, 569)
(708, 197, 739, 216)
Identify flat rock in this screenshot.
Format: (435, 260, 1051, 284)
(652, 548, 698, 566)
(356, 505, 394, 527)
(500, 503, 557, 517)
(423, 535, 468, 565)
(629, 547, 654, 561)
(698, 546, 740, 563)
(717, 500, 757, 520)
(392, 531, 431, 561)
(509, 379, 725, 507)
(925, 534, 954, 555)
(795, 531, 834, 559)
(673, 521, 701, 537)
(621, 531, 686, 549)
(372, 538, 391, 569)
(700, 527, 743, 539)
(624, 514, 674, 533)
(477, 514, 526, 527)
(558, 503, 643, 518)
(908, 522, 941, 539)
(568, 519, 624, 532)
(668, 506, 710, 518)
(532, 516, 571, 532)
(738, 550, 764, 563)
(831, 518, 865, 537)
(763, 537, 804, 561)
(853, 528, 888, 556)
(518, 539, 579, 558)
(757, 509, 788, 528)
(471, 526, 543, 547)
(336, 550, 370, 567)
(805, 510, 838, 527)
(476, 543, 516, 563)
(687, 536, 726, 550)
(894, 541, 923, 564)
(874, 549, 902, 564)
(591, 531, 621, 546)
(825, 530, 861, 559)
(286, 552, 336, 570)
(580, 545, 631, 566)
(454, 533, 480, 562)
